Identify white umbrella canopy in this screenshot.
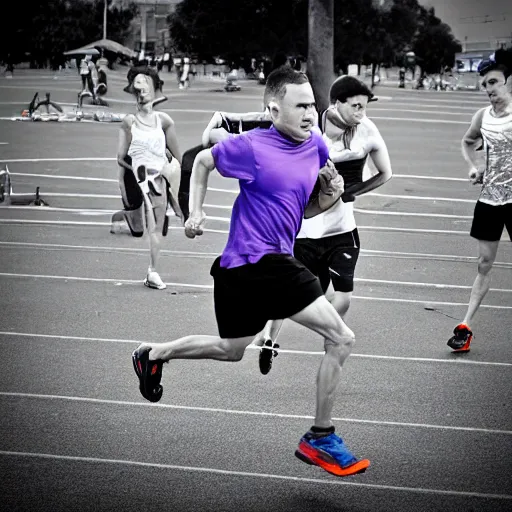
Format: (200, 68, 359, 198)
(64, 39, 136, 59)
(63, 46, 100, 56)
(85, 38, 137, 58)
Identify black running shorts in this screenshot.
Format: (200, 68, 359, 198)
(210, 254, 323, 339)
(293, 229, 360, 293)
(470, 201, 512, 242)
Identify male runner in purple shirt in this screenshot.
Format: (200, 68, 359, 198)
(132, 67, 370, 477)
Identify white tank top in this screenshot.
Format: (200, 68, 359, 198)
(297, 116, 374, 239)
(128, 114, 168, 172)
(480, 106, 512, 206)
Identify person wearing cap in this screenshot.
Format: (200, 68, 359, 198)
(447, 48, 512, 352)
(256, 75, 393, 375)
(116, 66, 183, 290)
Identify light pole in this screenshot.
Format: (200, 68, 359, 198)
(103, 0, 108, 40)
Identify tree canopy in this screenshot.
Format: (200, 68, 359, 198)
(168, 0, 461, 73)
(0, 0, 136, 68)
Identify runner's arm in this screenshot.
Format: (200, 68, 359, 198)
(201, 110, 270, 147)
(116, 117, 134, 204)
(461, 108, 485, 182)
(343, 129, 392, 200)
(160, 112, 182, 165)
(184, 149, 215, 238)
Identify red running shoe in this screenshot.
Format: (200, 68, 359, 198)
(447, 323, 473, 352)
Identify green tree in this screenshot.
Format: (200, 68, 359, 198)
(168, 0, 307, 63)
(413, 7, 462, 74)
(0, 0, 136, 69)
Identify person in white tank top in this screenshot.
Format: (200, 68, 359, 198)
(254, 76, 393, 374)
(117, 66, 183, 290)
(447, 48, 512, 352)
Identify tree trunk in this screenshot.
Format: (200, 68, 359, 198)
(307, 0, 334, 112)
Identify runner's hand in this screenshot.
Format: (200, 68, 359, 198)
(201, 112, 224, 148)
(469, 167, 483, 185)
(184, 210, 206, 238)
(319, 161, 344, 196)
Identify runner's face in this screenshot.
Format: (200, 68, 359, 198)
(481, 70, 510, 105)
(270, 83, 317, 142)
(133, 74, 155, 104)
(336, 95, 368, 126)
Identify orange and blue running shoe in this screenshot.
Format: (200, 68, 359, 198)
(295, 431, 370, 477)
(447, 323, 473, 352)
(132, 345, 164, 402)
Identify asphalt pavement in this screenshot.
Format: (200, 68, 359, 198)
(0, 69, 511, 512)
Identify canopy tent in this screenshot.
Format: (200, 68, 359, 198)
(84, 39, 137, 58)
(64, 39, 136, 59)
(63, 46, 100, 56)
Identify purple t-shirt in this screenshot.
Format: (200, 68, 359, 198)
(212, 126, 329, 268)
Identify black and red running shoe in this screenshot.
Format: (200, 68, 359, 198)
(447, 324, 473, 352)
(132, 345, 164, 402)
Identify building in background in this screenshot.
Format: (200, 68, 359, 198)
(114, 0, 180, 55)
(423, 0, 511, 51)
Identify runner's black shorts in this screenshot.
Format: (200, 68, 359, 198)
(210, 253, 323, 339)
(470, 201, 512, 242)
(293, 229, 360, 293)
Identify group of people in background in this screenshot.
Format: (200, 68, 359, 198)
(114, 47, 511, 479)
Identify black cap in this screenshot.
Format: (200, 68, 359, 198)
(477, 48, 512, 79)
(124, 65, 164, 94)
(329, 76, 375, 104)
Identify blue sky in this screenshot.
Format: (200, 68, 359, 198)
(422, 0, 511, 42)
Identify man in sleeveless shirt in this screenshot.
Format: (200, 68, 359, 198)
(132, 67, 371, 477)
(117, 66, 183, 290)
(256, 76, 393, 374)
(447, 49, 512, 352)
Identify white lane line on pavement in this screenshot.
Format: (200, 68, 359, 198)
(370, 108, 471, 117)
(10, 171, 469, 183)
(370, 116, 468, 125)
(393, 173, 466, 182)
(352, 295, 510, 309)
(1, 451, 510, 501)
(2, 241, 510, 268)
(0, 218, 229, 233)
(1, 332, 511, 368)
(354, 208, 471, 219)
(1, 392, 512, 436)
(10, 173, 118, 182)
(0, 157, 116, 163)
(1, 271, 510, 292)
(373, 102, 481, 111)
(354, 278, 512, 293)
(0, 206, 117, 214)
(0, 272, 213, 288)
(0, 203, 473, 220)
(199, 187, 476, 205)
(0, 142, 8, 145)
(0, 274, 509, 308)
(358, 225, 469, 234)
(0, 218, 475, 236)
(366, 192, 474, 203)
(0, 242, 220, 257)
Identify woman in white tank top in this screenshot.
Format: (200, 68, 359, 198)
(117, 67, 183, 290)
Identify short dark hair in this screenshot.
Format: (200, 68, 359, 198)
(329, 76, 374, 104)
(478, 48, 512, 80)
(124, 66, 164, 94)
(264, 66, 309, 105)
